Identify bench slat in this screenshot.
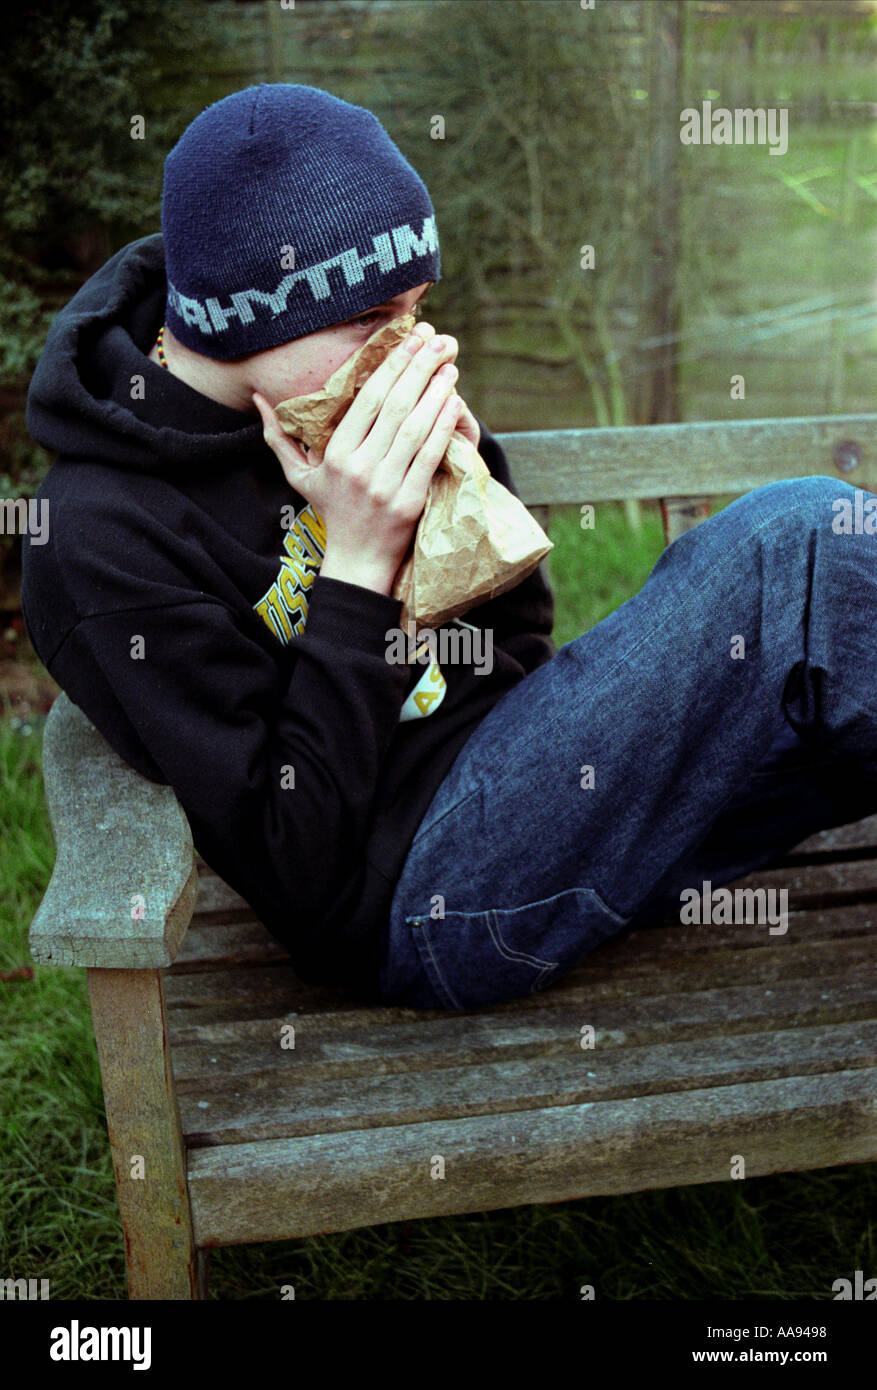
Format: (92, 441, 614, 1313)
(186, 1068, 877, 1245)
(162, 932, 877, 1024)
(170, 969, 877, 1089)
(175, 1017, 877, 1149)
(728, 859, 877, 903)
(173, 1006, 877, 1145)
(777, 814, 877, 858)
(498, 413, 877, 505)
(173, 920, 290, 970)
(192, 871, 253, 916)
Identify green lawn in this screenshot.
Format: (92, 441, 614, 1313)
(2, 501, 874, 1301)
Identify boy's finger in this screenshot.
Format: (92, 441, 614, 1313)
(253, 392, 310, 472)
(254, 391, 294, 450)
(252, 390, 277, 439)
(328, 328, 444, 456)
(339, 332, 458, 463)
(454, 399, 481, 449)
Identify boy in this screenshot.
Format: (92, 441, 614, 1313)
(22, 84, 877, 1011)
(21, 83, 556, 1003)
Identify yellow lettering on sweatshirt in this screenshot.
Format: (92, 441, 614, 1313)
(254, 502, 447, 722)
(254, 503, 324, 645)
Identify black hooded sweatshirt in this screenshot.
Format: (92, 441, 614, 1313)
(21, 233, 555, 1001)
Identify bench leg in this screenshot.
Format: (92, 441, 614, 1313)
(87, 968, 201, 1300)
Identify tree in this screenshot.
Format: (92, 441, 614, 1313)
(399, 0, 651, 434)
(0, 0, 225, 386)
(0, 0, 227, 590)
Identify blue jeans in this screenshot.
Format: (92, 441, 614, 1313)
(378, 477, 877, 1010)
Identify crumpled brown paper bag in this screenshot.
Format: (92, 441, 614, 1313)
(274, 313, 552, 629)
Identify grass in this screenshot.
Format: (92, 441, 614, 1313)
(2, 503, 874, 1301)
(548, 501, 665, 647)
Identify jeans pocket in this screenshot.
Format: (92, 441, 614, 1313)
(406, 886, 631, 1011)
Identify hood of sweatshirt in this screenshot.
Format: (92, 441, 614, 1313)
(26, 231, 266, 474)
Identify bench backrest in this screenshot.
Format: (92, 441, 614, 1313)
(498, 413, 877, 543)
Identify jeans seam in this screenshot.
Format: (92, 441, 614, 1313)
(486, 908, 559, 971)
(407, 887, 629, 1009)
(409, 917, 463, 1011)
(409, 780, 483, 846)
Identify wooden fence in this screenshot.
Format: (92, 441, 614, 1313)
(190, 0, 876, 97)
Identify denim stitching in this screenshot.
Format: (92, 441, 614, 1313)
(409, 780, 483, 845)
(408, 888, 632, 1009)
(486, 909, 559, 971)
(410, 918, 464, 1011)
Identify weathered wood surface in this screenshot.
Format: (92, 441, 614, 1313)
(187, 1069, 877, 1247)
(168, 968, 877, 1078)
(88, 969, 201, 1298)
(30, 692, 199, 968)
(660, 495, 712, 545)
(176, 1019, 877, 1149)
(163, 845, 877, 1242)
(499, 413, 877, 505)
(167, 930, 877, 1137)
(778, 813, 877, 858)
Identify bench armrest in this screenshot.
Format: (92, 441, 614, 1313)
(29, 692, 199, 968)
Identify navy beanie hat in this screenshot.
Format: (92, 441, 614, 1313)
(161, 83, 441, 359)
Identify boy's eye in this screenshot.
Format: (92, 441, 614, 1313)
(350, 301, 425, 328)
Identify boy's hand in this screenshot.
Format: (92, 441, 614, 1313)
(453, 398, 481, 450)
(254, 323, 466, 596)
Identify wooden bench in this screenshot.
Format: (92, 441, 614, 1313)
(28, 412, 877, 1299)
